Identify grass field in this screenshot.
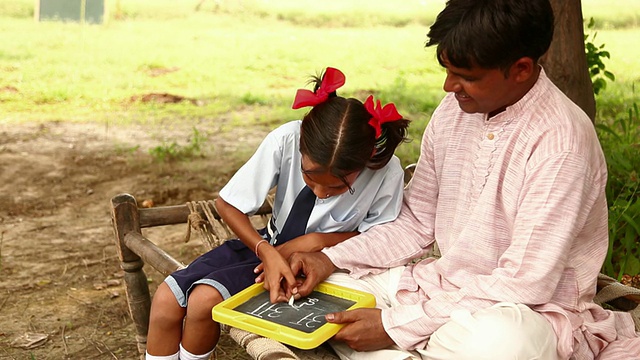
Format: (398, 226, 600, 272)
(0, 0, 639, 162)
(1, 1, 442, 125)
(1, 3, 638, 111)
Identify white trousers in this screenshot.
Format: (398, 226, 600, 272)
(325, 269, 559, 360)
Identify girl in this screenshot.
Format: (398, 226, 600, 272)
(145, 67, 410, 360)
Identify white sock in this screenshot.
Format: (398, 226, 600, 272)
(145, 350, 179, 360)
(179, 343, 214, 360)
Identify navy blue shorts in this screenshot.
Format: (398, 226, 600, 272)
(165, 229, 270, 307)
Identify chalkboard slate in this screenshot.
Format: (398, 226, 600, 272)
(234, 290, 356, 333)
(212, 282, 375, 349)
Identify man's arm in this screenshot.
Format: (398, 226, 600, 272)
(253, 231, 358, 284)
(382, 150, 608, 350)
(322, 114, 441, 278)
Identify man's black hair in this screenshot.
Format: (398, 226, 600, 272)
(426, 0, 555, 71)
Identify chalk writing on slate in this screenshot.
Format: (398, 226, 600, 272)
(233, 291, 356, 333)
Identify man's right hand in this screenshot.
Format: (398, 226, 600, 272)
(289, 251, 337, 297)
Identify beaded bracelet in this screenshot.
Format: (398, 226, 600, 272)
(254, 239, 269, 257)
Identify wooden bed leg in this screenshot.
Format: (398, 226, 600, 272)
(111, 193, 151, 359)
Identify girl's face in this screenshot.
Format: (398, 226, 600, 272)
(300, 155, 359, 199)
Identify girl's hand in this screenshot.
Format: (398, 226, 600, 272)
(254, 235, 319, 283)
(258, 245, 299, 303)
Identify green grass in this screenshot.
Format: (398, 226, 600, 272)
(0, 0, 639, 163)
(0, 0, 447, 165)
(0, 10, 440, 129)
(582, 0, 640, 29)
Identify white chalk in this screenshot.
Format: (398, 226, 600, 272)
(288, 295, 295, 306)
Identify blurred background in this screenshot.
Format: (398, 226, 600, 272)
(0, 1, 638, 359)
(1, 0, 638, 162)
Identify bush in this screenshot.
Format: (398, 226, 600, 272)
(597, 103, 640, 279)
(585, 17, 616, 95)
(583, 18, 639, 279)
(149, 127, 205, 162)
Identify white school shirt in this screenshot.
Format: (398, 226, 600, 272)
(218, 120, 405, 243)
(323, 70, 640, 358)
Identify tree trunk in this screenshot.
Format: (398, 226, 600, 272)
(542, 0, 596, 122)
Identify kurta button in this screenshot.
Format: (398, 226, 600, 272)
(487, 133, 495, 140)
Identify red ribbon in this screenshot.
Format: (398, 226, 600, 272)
(292, 67, 346, 109)
(365, 95, 403, 138)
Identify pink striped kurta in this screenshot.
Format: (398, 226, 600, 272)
(324, 70, 640, 359)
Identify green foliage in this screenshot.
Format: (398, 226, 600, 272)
(584, 20, 640, 279)
(585, 18, 616, 95)
(197, 0, 439, 28)
(240, 92, 269, 106)
(597, 103, 640, 279)
(149, 127, 206, 162)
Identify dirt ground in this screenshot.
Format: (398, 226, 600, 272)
(4, 120, 638, 360)
(0, 120, 267, 359)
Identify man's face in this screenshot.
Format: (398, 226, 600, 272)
(441, 58, 521, 117)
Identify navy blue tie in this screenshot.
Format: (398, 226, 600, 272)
(275, 186, 316, 244)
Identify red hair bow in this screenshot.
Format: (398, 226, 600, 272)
(292, 67, 346, 109)
(365, 95, 403, 138)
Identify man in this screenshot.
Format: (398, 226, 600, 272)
(284, 0, 640, 358)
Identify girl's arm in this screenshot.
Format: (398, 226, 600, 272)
(215, 196, 356, 255)
(214, 196, 266, 251)
(254, 231, 358, 283)
(216, 195, 298, 302)
(310, 231, 359, 248)
(276, 231, 358, 259)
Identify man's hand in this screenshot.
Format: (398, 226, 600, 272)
(288, 251, 336, 297)
(253, 235, 317, 284)
(326, 308, 395, 352)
